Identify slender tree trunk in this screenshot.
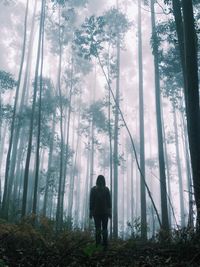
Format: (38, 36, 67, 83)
(32, 0, 45, 215)
(106, 42, 113, 238)
(138, 0, 147, 240)
(121, 171, 124, 239)
(61, 60, 73, 221)
(0, 122, 8, 176)
(173, 105, 185, 227)
(12, 132, 24, 205)
(74, 104, 82, 227)
(1, 0, 29, 219)
(56, 8, 65, 230)
(5, 0, 38, 217)
(21, 0, 44, 218)
(131, 154, 134, 226)
(150, 0, 169, 231)
(180, 109, 194, 227)
(161, 99, 172, 227)
(84, 146, 90, 229)
(68, 111, 80, 222)
(43, 115, 55, 216)
(113, 30, 120, 239)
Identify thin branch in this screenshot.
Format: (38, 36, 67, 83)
(155, 0, 171, 15)
(97, 54, 162, 228)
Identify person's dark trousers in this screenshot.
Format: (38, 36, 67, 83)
(94, 215, 108, 247)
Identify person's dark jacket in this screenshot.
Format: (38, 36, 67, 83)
(89, 185, 111, 218)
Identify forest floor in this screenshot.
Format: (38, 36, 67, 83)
(0, 219, 200, 267)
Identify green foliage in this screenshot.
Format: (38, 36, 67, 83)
(83, 243, 102, 257)
(0, 104, 13, 122)
(74, 15, 107, 60)
(154, 18, 184, 107)
(1, 221, 200, 266)
(0, 71, 16, 92)
(50, 0, 69, 5)
(74, 9, 130, 60)
(170, 227, 197, 244)
(82, 100, 108, 132)
(51, 0, 87, 7)
(0, 220, 45, 251)
(0, 259, 7, 267)
(127, 217, 142, 239)
(38, 216, 55, 239)
(103, 7, 130, 45)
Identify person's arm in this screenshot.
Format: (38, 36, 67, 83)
(89, 187, 95, 219)
(106, 187, 112, 218)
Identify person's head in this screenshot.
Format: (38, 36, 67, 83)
(96, 175, 106, 187)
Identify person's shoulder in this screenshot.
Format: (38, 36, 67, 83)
(105, 186, 110, 192)
(91, 186, 97, 191)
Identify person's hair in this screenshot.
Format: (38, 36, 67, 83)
(96, 175, 106, 187)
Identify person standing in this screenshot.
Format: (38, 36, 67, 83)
(89, 175, 112, 249)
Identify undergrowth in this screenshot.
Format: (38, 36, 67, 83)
(0, 217, 200, 267)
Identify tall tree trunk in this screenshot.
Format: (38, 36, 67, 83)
(121, 170, 124, 239)
(150, 0, 169, 231)
(173, 105, 185, 227)
(105, 41, 113, 238)
(74, 104, 82, 227)
(68, 111, 80, 222)
(0, 122, 8, 176)
(138, 0, 147, 240)
(161, 99, 172, 227)
(172, 0, 186, 97)
(56, 28, 64, 231)
(5, 0, 38, 218)
(182, 0, 200, 230)
(12, 131, 25, 205)
(113, 37, 120, 238)
(1, 0, 29, 219)
(43, 114, 55, 216)
(131, 154, 134, 226)
(180, 109, 194, 227)
(21, 0, 44, 218)
(32, 0, 45, 215)
(84, 145, 90, 229)
(61, 59, 73, 222)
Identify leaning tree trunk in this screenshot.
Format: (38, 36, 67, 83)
(150, 0, 169, 232)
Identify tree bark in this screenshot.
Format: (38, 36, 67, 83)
(138, 0, 147, 240)
(113, 36, 120, 239)
(150, 0, 169, 231)
(182, 0, 200, 229)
